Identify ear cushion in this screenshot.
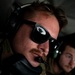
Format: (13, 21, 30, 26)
(47, 40, 63, 59)
(5, 3, 31, 38)
(3, 2, 21, 38)
(6, 12, 19, 38)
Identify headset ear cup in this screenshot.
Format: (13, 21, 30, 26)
(6, 13, 18, 38)
(5, 3, 31, 38)
(52, 50, 59, 58)
(5, 2, 21, 38)
(52, 41, 63, 59)
(48, 40, 63, 59)
(48, 49, 59, 59)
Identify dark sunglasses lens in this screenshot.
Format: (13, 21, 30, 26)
(30, 25, 50, 44)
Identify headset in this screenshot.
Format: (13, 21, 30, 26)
(47, 38, 63, 59)
(4, 2, 32, 38)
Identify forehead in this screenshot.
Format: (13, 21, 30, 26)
(28, 11, 59, 39)
(63, 45, 75, 56)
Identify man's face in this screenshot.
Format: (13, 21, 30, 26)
(12, 12, 59, 67)
(59, 45, 75, 72)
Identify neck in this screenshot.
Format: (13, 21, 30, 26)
(2, 53, 42, 75)
(53, 61, 63, 74)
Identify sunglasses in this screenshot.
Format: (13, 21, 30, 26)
(21, 19, 60, 51)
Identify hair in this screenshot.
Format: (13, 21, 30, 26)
(55, 33, 75, 61)
(59, 33, 75, 52)
(18, 1, 68, 30)
(0, 1, 68, 39)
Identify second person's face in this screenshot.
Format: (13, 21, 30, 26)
(59, 45, 75, 72)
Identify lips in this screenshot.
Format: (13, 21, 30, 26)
(32, 52, 47, 64)
(30, 51, 43, 62)
(33, 52, 40, 57)
(34, 56, 44, 63)
(30, 49, 42, 57)
(30, 49, 47, 63)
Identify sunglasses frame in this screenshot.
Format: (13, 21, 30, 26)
(20, 19, 55, 43)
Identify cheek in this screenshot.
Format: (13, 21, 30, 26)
(59, 55, 69, 65)
(13, 34, 37, 54)
(12, 25, 38, 54)
(12, 27, 31, 53)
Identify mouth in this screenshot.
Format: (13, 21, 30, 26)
(33, 53, 47, 65)
(32, 52, 45, 62)
(34, 56, 48, 66)
(65, 65, 73, 71)
(34, 56, 44, 63)
(30, 49, 47, 65)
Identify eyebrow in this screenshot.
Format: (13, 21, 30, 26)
(21, 19, 36, 27)
(21, 19, 52, 37)
(21, 19, 56, 40)
(65, 53, 72, 57)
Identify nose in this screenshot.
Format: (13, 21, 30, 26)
(69, 58, 75, 69)
(38, 40, 49, 56)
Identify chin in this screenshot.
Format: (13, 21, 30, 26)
(31, 61, 40, 67)
(64, 69, 72, 73)
(29, 59, 40, 67)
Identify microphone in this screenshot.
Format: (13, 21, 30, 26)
(34, 57, 48, 66)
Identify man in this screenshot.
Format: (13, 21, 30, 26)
(46, 33, 75, 75)
(0, 1, 67, 75)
